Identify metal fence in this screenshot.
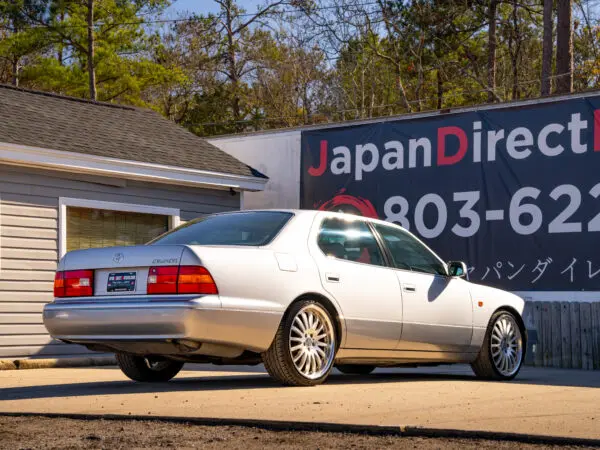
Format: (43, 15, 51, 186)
(523, 301, 600, 370)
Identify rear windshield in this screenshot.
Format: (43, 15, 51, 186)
(150, 211, 293, 247)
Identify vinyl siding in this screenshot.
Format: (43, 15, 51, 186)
(0, 164, 240, 360)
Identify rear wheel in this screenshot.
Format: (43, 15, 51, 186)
(262, 300, 337, 386)
(336, 364, 375, 375)
(116, 353, 184, 382)
(471, 310, 524, 380)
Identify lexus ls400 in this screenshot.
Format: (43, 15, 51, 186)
(43, 210, 526, 386)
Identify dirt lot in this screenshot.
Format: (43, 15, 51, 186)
(1, 416, 597, 450)
(2, 364, 600, 441)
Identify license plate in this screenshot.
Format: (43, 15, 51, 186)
(107, 272, 137, 292)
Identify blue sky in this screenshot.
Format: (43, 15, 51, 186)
(166, 0, 264, 16)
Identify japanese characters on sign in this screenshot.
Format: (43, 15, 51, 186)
(300, 95, 600, 291)
(468, 258, 600, 285)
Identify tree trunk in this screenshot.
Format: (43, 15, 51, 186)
(511, 4, 520, 99)
(11, 57, 19, 87)
(415, 61, 423, 112)
(360, 67, 365, 118)
(228, 44, 240, 122)
(224, 0, 242, 128)
(512, 55, 519, 99)
(541, 0, 553, 95)
(87, 0, 97, 101)
(436, 69, 443, 109)
(487, 0, 497, 103)
(303, 87, 310, 124)
(415, 33, 424, 112)
(396, 64, 411, 112)
(555, 0, 573, 94)
(58, 9, 65, 65)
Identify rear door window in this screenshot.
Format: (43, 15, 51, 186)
(317, 217, 385, 267)
(150, 211, 293, 246)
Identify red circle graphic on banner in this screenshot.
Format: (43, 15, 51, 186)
(315, 190, 379, 219)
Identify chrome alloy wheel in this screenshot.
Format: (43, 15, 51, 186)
(289, 304, 336, 380)
(490, 313, 523, 377)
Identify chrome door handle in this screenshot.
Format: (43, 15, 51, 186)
(403, 284, 416, 292)
(326, 273, 340, 282)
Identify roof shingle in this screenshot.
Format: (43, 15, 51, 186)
(0, 84, 265, 179)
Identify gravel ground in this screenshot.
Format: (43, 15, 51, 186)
(0, 416, 596, 450)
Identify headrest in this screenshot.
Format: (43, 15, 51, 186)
(321, 242, 345, 258)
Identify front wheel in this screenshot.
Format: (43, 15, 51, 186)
(262, 300, 337, 386)
(471, 310, 525, 380)
(116, 353, 184, 382)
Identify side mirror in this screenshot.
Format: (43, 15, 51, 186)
(448, 261, 468, 279)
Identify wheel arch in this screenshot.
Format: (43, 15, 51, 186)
(492, 305, 528, 348)
(284, 292, 346, 348)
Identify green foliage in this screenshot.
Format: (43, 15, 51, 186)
(1, 0, 599, 136)
(1, 0, 179, 105)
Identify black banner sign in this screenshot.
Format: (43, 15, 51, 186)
(300, 95, 600, 291)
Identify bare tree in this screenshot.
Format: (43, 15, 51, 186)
(87, 0, 97, 100)
(541, 0, 553, 95)
(373, 0, 412, 112)
(508, 3, 521, 99)
(487, 0, 498, 102)
(214, 0, 286, 125)
(555, 0, 573, 93)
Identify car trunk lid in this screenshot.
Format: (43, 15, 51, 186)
(62, 245, 186, 296)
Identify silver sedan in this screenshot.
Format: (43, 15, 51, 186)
(44, 210, 526, 386)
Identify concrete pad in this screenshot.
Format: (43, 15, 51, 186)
(0, 364, 599, 440)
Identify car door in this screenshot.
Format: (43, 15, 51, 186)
(308, 214, 403, 350)
(371, 223, 473, 352)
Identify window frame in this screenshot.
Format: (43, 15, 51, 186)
(370, 221, 449, 277)
(316, 215, 391, 268)
(58, 197, 180, 258)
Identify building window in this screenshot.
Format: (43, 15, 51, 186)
(58, 198, 180, 257)
(66, 207, 169, 253)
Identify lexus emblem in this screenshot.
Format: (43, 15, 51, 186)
(113, 253, 124, 264)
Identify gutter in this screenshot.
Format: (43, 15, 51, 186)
(0, 142, 268, 192)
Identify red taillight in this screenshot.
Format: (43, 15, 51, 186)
(178, 266, 218, 294)
(147, 265, 218, 295)
(54, 271, 65, 297)
(147, 266, 178, 294)
(54, 270, 94, 297)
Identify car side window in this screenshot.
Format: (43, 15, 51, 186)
(318, 217, 385, 267)
(373, 223, 447, 276)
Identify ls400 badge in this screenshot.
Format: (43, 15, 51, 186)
(152, 258, 179, 264)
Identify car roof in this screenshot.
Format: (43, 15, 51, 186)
(235, 209, 395, 227)
(213, 209, 446, 265)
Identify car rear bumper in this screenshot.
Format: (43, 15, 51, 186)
(43, 295, 283, 354)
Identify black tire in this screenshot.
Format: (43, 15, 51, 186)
(471, 310, 525, 381)
(336, 364, 376, 375)
(262, 300, 337, 386)
(116, 353, 184, 382)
